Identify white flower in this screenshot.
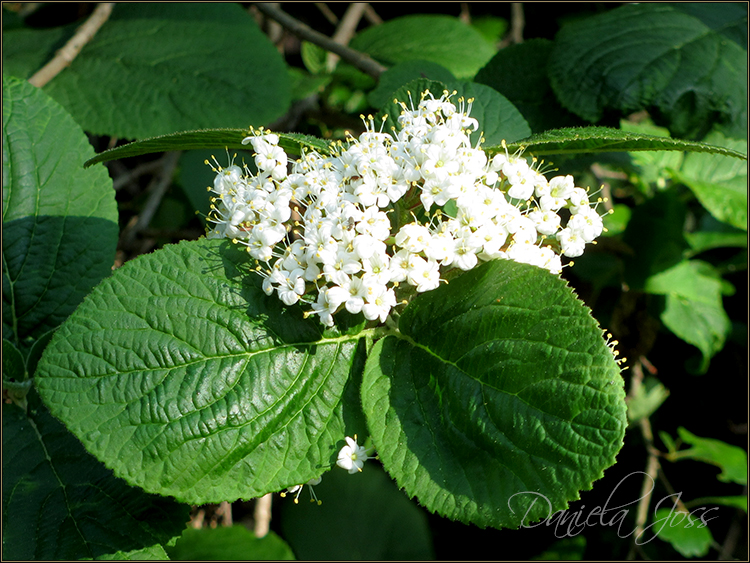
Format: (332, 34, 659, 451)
(207, 88, 603, 327)
(336, 435, 372, 474)
(556, 227, 586, 257)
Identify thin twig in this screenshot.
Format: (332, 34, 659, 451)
(217, 501, 233, 527)
(255, 2, 387, 80)
(459, 3, 471, 24)
(363, 4, 382, 25)
(253, 493, 273, 538)
(112, 158, 165, 191)
(719, 503, 746, 559)
(510, 2, 525, 44)
(627, 360, 661, 559)
(326, 2, 368, 72)
(28, 3, 114, 88)
(120, 151, 181, 248)
(315, 2, 339, 25)
(262, 3, 285, 48)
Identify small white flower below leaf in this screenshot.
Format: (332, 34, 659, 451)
(336, 435, 372, 474)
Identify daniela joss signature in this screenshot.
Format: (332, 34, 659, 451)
(508, 471, 720, 543)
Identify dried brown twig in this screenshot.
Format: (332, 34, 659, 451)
(254, 3, 387, 80)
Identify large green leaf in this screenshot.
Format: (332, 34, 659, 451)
(34, 238, 366, 505)
(499, 126, 747, 160)
(672, 132, 748, 230)
(350, 15, 497, 79)
(361, 260, 627, 529)
(548, 4, 747, 137)
(4, 4, 291, 139)
(2, 75, 117, 343)
(2, 389, 188, 560)
(84, 130, 330, 168)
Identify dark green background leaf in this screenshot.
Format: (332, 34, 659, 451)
(362, 260, 627, 529)
(368, 60, 456, 109)
(2, 75, 118, 343)
(279, 464, 434, 559)
(351, 15, 497, 79)
(34, 238, 366, 504)
(2, 389, 188, 560)
(4, 4, 291, 139)
(166, 526, 294, 561)
(475, 38, 582, 133)
(548, 4, 747, 138)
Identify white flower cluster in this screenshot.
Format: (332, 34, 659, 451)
(206, 90, 606, 327)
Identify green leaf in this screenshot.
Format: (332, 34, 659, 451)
(672, 131, 748, 230)
(9, 4, 291, 139)
(644, 260, 731, 373)
(652, 507, 713, 558)
(301, 40, 327, 75)
(451, 81, 531, 146)
(2, 389, 188, 560)
(533, 536, 586, 560)
(2, 75, 118, 343)
(1, 22, 74, 79)
(166, 526, 294, 561)
(2, 338, 25, 382)
(350, 15, 497, 79)
(378, 78, 531, 147)
(288, 67, 331, 102)
(688, 495, 747, 513)
(621, 119, 685, 192)
(362, 260, 627, 529)
(279, 464, 433, 560)
(95, 544, 171, 560)
(84, 130, 330, 168)
(622, 191, 689, 290)
(672, 427, 748, 485)
(671, 3, 748, 50)
(471, 15, 508, 46)
(627, 377, 670, 425)
(474, 39, 582, 133)
(368, 60, 455, 109)
(548, 4, 747, 137)
(498, 126, 748, 159)
(34, 238, 366, 504)
(686, 231, 747, 255)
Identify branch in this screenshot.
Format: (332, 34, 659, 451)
(253, 493, 273, 538)
(254, 2, 387, 80)
(326, 2, 368, 72)
(28, 3, 115, 88)
(120, 151, 181, 249)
